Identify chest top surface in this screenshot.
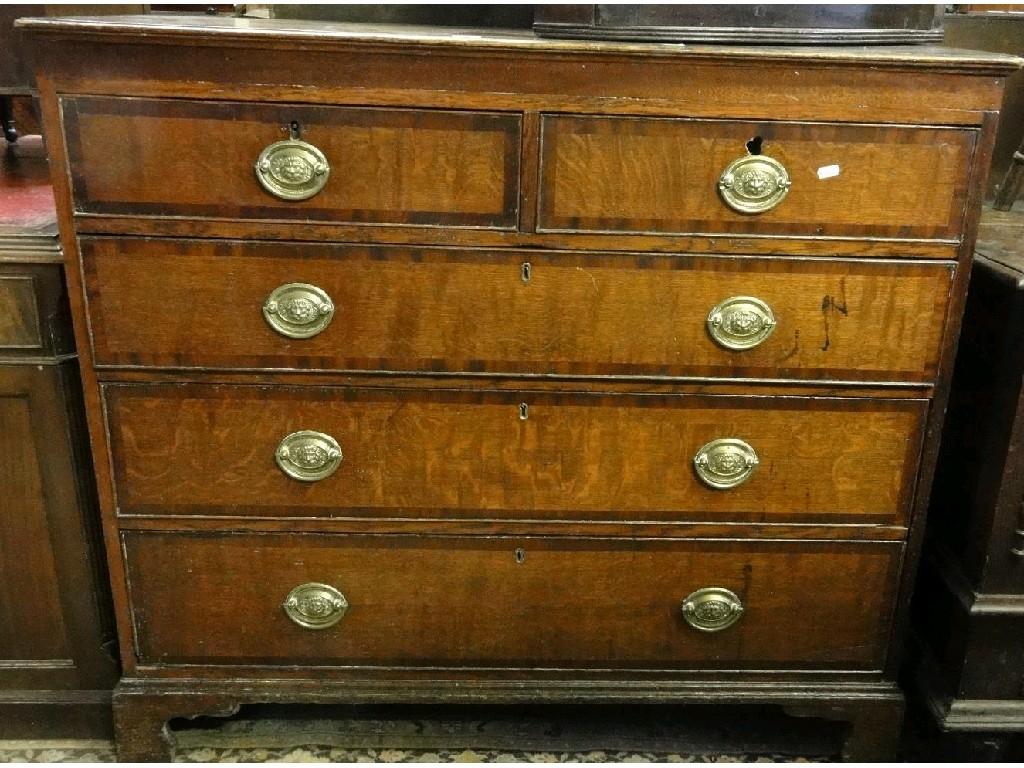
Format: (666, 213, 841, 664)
(14, 14, 1024, 70)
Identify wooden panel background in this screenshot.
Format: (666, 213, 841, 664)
(0, 381, 72, 664)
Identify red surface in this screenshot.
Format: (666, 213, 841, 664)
(0, 137, 57, 230)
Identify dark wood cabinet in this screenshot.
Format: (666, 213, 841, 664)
(913, 208, 1024, 757)
(19, 15, 1022, 761)
(0, 138, 117, 737)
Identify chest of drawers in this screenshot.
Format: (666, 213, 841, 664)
(19, 15, 1021, 761)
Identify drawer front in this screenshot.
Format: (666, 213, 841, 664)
(0, 276, 41, 349)
(63, 97, 521, 228)
(105, 384, 925, 525)
(123, 532, 900, 669)
(0, 265, 75, 358)
(539, 116, 975, 240)
(82, 238, 953, 383)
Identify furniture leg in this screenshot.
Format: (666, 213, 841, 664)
(784, 697, 904, 762)
(113, 684, 240, 762)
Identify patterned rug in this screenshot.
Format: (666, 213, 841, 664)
(0, 743, 822, 763)
(0, 704, 835, 762)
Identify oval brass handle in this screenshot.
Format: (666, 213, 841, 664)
(283, 582, 348, 630)
(718, 154, 791, 214)
(707, 296, 776, 351)
(693, 438, 759, 490)
(681, 587, 744, 633)
(275, 430, 342, 482)
(263, 283, 335, 339)
(255, 138, 330, 201)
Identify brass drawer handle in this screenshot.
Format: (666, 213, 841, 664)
(707, 296, 776, 351)
(255, 138, 330, 201)
(283, 582, 348, 630)
(263, 283, 335, 339)
(681, 587, 744, 632)
(275, 430, 343, 482)
(718, 154, 791, 214)
(694, 438, 759, 490)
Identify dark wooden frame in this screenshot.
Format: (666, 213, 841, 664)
(911, 213, 1024, 758)
(0, 201, 117, 737)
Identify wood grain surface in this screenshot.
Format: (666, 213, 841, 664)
(63, 97, 521, 228)
(540, 117, 976, 239)
(81, 238, 953, 383)
(0, 276, 42, 349)
(16, 15, 1018, 755)
(104, 384, 925, 525)
(0, 264, 74, 360)
(0, 363, 116, 693)
(0, 373, 72, 667)
(123, 531, 901, 669)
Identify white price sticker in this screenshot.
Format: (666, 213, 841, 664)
(817, 164, 841, 180)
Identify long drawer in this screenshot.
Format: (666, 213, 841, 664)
(62, 97, 521, 228)
(104, 384, 926, 525)
(123, 531, 901, 669)
(81, 238, 953, 383)
(540, 115, 975, 240)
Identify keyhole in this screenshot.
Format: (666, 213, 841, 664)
(519, 403, 529, 421)
(288, 120, 301, 140)
(521, 262, 532, 283)
(515, 548, 526, 564)
(746, 136, 763, 155)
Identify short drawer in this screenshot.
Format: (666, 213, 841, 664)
(539, 116, 975, 240)
(0, 264, 74, 357)
(123, 532, 900, 669)
(63, 97, 520, 228)
(104, 384, 925, 525)
(81, 237, 953, 383)
(0, 275, 42, 349)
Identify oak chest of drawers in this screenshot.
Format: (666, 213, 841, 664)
(20, 15, 1021, 761)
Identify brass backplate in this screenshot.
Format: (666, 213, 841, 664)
(718, 154, 791, 214)
(255, 138, 330, 201)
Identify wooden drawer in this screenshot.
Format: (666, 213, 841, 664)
(0, 264, 74, 357)
(81, 237, 953, 383)
(123, 531, 900, 669)
(539, 116, 975, 240)
(104, 384, 925, 525)
(0, 275, 42, 349)
(62, 97, 521, 228)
